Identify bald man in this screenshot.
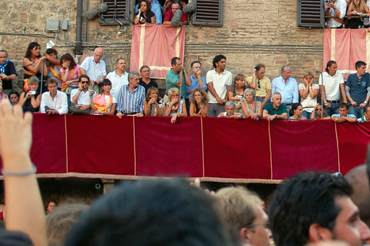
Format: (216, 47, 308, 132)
(80, 47, 107, 93)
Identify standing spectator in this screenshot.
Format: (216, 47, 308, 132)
(331, 102, 357, 123)
(246, 64, 271, 107)
(8, 91, 19, 106)
(271, 65, 298, 113)
(80, 47, 107, 93)
(228, 74, 248, 116)
(263, 92, 288, 121)
(139, 65, 158, 93)
(60, 53, 81, 93)
(106, 58, 129, 100)
(346, 0, 369, 28)
(189, 89, 209, 117)
(207, 55, 233, 117)
(144, 87, 163, 116)
(289, 103, 307, 120)
(70, 75, 96, 114)
(163, 1, 188, 25)
(325, 0, 347, 28)
(320, 60, 347, 116)
(23, 42, 48, 93)
(0, 80, 8, 103)
(218, 101, 244, 119)
(0, 50, 17, 92)
(163, 0, 187, 17)
(18, 76, 41, 113)
(135, 0, 163, 24)
(241, 88, 262, 120)
(134, 0, 156, 24)
(346, 61, 370, 118)
(299, 71, 319, 119)
(165, 57, 191, 99)
(45, 48, 61, 89)
(91, 79, 117, 115)
(165, 87, 187, 123)
(116, 71, 145, 118)
(185, 61, 207, 115)
(40, 78, 68, 115)
(357, 105, 370, 122)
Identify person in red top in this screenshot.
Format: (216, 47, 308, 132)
(163, 1, 188, 25)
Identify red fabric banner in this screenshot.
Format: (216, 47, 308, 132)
(323, 28, 368, 80)
(130, 24, 186, 79)
(2, 115, 369, 183)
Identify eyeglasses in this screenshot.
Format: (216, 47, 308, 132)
(358, 79, 362, 86)
(245, 221, 269, 230)
(81, 81, 89, 84)
(257, 80, 261, 89)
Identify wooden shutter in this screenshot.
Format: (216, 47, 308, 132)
(99, 0, 130, 26)
(297, 0, 325, 28)
(192, 0, 223, 27)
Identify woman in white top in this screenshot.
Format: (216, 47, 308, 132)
(299, 71, 319, 119)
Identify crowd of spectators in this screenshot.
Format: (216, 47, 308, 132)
(326, 0, 370, 28)
(2, 44, 370, 123)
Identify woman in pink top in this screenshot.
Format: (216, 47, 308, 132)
(60, 53, 81, 92)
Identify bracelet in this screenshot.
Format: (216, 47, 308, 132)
(2, 164, 37, 176)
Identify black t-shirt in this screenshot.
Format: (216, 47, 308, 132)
(139, 78, 158, 94)
(1, 60, 16, 90)
(135, 11, 155, 23)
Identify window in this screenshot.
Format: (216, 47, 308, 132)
(297, 0, 325, 28)
(99, 0, 130, 26)
(192, 0, 223, 27)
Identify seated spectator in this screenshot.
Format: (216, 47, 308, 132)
(357, 104, 370, 122)
(299, 71, 319, 119)
(262, 92, 288, 121)
(18, 76, 41, 113)
(45, 200, 57, 215)
(246, 64, 271, 107)
(331, 103, 357, 123)
(135, 0, 163, 24)
(0, 80, 8, 103)
(165, 87, 187, 123)
(241, 88, 262, 120)
(45, 48, 61, 89)
(289, 103, 307, 120)
(310, 103, 331, 120)
(216, 187, 270, 246)
(46, 203, 89, 246)
(346, 0, 369, 28)
(23, 42, 48, 93)
(144, 86, 164, 116)
(325, 0, 347, 28)
(185, 61, 207, 115)
(60, 53, 81, 93)
(71, 75, 96, 114)
(116, 71, 145, 118)
(106, 58, 129, 100)
(40, 78, 68, 115)
(163, 1, 188, 26)
(91, 79, 117, 115)
(139, 65, 158, 94)
(228, 74, 248, 115)
(218, 101, 244, 119)
(0, 50, 17, 91)
(189, 88, 209, 117)
(8, 90, 19, 106)
(134, 0, 156, 24)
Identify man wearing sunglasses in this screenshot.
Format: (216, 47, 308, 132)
(246, 64, 271, 108)
(71, 75, 96, 112)
(346, 61, 370, 118)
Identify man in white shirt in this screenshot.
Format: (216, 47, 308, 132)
(80, 47, 107, 93)
(325, 0, 347, 28)
(319, 60, 347, 116)
(70, 74, 96, 112)
(40, 78, 68, 115)
(207, 55, 233, 117)
(106, 58, 129, 99)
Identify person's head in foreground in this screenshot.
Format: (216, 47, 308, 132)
(269, 171, 370, 246)
(216, 187, 270, 246)
(64, 179, 235, 246)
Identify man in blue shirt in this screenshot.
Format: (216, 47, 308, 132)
(331, 103, 357, 123)
(271, 65, 298, 114)
(346, 61, 370, 118)
(135, 0, 163, 24)
(185, 61, 207, 115)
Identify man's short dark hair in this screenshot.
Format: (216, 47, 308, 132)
(171, 57, 181, 66)
(140, 65, 150, 72)
(355, 61, 367, 69)
(255, 63, 265, 71)
(47, 78, 58, 86)
(116, 58, 125, 64)
(78, 74, 90, 82)
(191, 61, 201, 68)
(339, 102, 349, 110)
(212, 55, 226, 68)
(65, 179, 233, 246)
(325, 60, 337, 73)
(269, 171, 353, 246)
(171, 1, 182, 10)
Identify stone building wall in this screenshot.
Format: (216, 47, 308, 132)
(0, 0, 324, 90)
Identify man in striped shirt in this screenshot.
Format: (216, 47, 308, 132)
(116, 71, 145, 118)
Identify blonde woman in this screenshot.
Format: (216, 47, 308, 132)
(144, 86, 163, 116)
(299, 71, 319, 119)
(228, 74, 248, 115)
(347, 0, 370, 28)
(189, 89, 209, 117)
(165, 87, 187, 123)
